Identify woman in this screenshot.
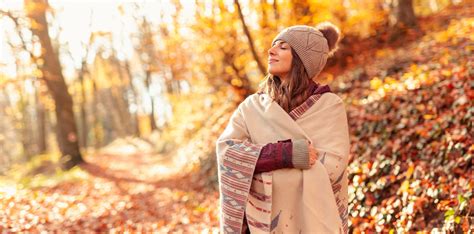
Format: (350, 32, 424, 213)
(216, 22, 350, 233)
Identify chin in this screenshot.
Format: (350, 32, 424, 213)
(268, 69, 281, 77)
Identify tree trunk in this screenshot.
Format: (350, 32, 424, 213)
(234, 0, 267, 76)
(136, 17, 159, 132)
(110, 56, 135, 136)
(78, 67, 88, 149)
(25, 0, 83, 169)
(19, 89, 33, 159)
(259, 0, 269, 29)
(396, 0, 417, 29)
(91, 78, 102, 148)
(123, 61, 141, 137)
(35, 81, 47, 153)
(36, 102, 47, 153)
(145, 70, 158, 132)
(388, 0, 419, 42)
(273, 0, 280, 23)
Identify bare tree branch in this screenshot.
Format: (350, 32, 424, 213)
(234, 0, 266, 76)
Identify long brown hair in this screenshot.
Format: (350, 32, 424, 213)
(258, 48, 313, 113)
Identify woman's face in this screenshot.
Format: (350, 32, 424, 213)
(267, 40, 292, 79)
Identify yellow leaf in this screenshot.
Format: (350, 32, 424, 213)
(400, 180, 410, 193)
(406, 164, 414, 179)
(370, 77, 382, 90)
(385, 77, 396, 85)
(441, 69, 452, 77)
(231, 78, 243, 87)
(423, 114, 434, 120)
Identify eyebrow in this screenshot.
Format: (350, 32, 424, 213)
(274, 40, 288, 46)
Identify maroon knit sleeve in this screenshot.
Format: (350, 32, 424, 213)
(254, 139, 294, 174)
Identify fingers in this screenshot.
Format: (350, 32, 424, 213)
(306, 142, 318, 168)
(310, 152, 316, 165)
(308, 144, 318, 166)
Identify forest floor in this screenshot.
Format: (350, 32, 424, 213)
(1, 3, 473, 233)
(0, 139, 220, 232)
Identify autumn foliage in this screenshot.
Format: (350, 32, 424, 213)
(0, 0, 472, 233)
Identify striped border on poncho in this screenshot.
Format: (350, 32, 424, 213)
(220, 139, 263, 233)
(289, 94, 323, 120)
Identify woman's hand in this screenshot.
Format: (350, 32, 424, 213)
(308, 143, 318, 167)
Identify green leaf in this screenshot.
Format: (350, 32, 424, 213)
(444, 208, 455, 219)
(454, 216, 461, 224)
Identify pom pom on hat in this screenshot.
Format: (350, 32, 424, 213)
(315, 21, 341, 57)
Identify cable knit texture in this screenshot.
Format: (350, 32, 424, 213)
(291, 139, 310, 169)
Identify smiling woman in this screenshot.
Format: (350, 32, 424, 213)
(267, 41, 293, 79)
(263, 39, 312, 113)
(216, 22, 350, 234)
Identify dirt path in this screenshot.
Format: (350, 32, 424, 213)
(0, 151, 220, 233)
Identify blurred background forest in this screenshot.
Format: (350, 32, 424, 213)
(0, 0, 472, 232)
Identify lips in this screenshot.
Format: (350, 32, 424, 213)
(268, 58, 279, 64)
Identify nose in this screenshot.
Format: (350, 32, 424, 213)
(268, 44, 277, 56)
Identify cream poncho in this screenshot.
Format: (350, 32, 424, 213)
(216, 91, 350, 233)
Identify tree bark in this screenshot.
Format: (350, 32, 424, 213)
(388, 0, 420, 42)
(234, 0, 267, 76)
(25, 0, 83, 169)
(396, 0, 418, 29)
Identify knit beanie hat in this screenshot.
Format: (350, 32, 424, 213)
(271, 22, 341, 79)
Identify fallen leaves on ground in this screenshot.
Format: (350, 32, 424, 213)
(0, 150, 219, 233)
(335, 14, 473, 233)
